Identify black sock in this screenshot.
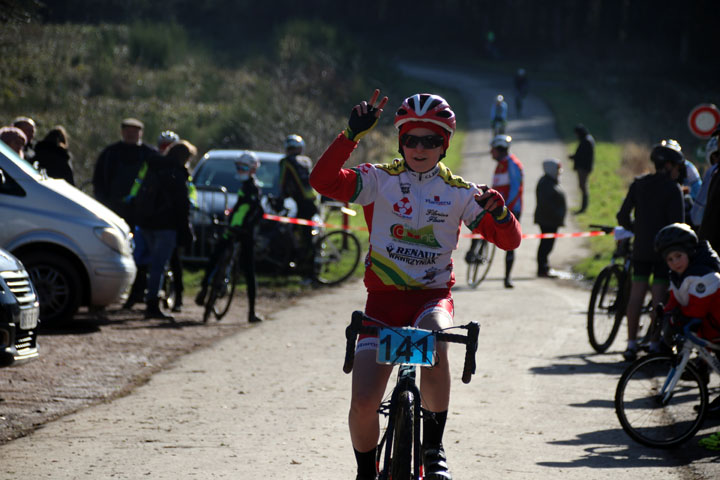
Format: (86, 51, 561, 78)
(354, 446, 377, 477)
(423, 410, 448, 447)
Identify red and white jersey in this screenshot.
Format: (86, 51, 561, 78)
(310, 134, 522, 292)
(667, 271, 720, 340)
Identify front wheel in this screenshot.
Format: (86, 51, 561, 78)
(389, 390, 414, 480)
(313, 230, 361, 286)
(615, 353, 708, 448)
(587, 265, 624, 353)
(23, 252, 82, 324)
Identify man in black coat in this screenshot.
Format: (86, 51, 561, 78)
(92, 118, 156, 226)
(700, 128, 720, 252)
(569, 124, 595, 214)
(534, 158, 567, 277)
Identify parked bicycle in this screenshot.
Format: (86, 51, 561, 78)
(465, 237, 496, 289)
(343, 310, 480, 480)
(615, 314, 720, 448)
(586, 225, 655, 353)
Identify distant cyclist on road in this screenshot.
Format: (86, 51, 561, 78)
(513, 68, 528, 117)
(310, 89, 521, 480)
(490, 94, 508, 135)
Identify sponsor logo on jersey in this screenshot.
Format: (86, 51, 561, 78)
(390, 223, 441, 247)
(400, 182, 411, 195)
(425, 195, 451, 206)
(385, 243, 439, 266)
(426, 208, 448, 223)
(393, 197, 413, 218)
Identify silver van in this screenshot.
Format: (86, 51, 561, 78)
(0, 141, 136, 323)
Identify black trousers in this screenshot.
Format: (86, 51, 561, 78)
(537, 225, 558, 274)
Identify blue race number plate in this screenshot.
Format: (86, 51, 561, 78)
(376, 327, 435, 366)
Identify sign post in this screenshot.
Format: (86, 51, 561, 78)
(688, 103, 720, 139)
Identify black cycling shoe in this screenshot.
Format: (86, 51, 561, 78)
(194, 288, 206, 307)
(354, 475, 377, 480)
(422, 444, 452, 480)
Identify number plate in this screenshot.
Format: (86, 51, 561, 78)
(19, 307, 39, 330)
(376, 327, 435, 366)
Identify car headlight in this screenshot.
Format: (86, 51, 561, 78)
(94, 227, 132, 256)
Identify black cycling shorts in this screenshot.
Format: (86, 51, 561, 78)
(631, 258, 670, 284)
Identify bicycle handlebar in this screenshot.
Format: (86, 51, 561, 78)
(589, 224, 616, 234)
(343, 310, 481, 384)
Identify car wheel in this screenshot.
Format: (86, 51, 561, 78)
(22, 252, 82, 324)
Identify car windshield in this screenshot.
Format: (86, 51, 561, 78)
(193, 154, 281, 196)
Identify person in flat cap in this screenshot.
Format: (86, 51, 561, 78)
(92, 117, 158, 226)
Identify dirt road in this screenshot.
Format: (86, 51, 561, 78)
(2, 66, 718, 479)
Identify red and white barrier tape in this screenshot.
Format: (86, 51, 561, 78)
(262, 213, 608, 239)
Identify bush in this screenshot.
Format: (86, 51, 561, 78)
(128, 21, 187, 69)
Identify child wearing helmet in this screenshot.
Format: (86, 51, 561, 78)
(310, 90, 521, 480)
(195, 151, 264, 323)
(655, 223, 720, 429)
(616, 139, 686, 361)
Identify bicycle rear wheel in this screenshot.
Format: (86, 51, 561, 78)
(212, 256, 237, 320)
(159, 269, 177, 311)
(389, 390, 414, 480)
(587, 265, 624, 353)
(615, 353, 708, 448)
(313, 230, 361, 286)
(466, 240, 496, 289)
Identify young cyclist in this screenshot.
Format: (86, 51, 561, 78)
(195, 151, 264, 323)
(310, 90, 522, 480)
(616, 139, 685, 361)
(654, 223, 720, 431)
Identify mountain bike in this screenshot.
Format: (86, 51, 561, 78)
(615, 315, 720, 448)
(465, 237, 496, 289)
(343, 311, 480, 480)
(586, 225, 655, 353)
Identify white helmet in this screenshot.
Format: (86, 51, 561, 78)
(490, 134, 512, 149)
(496, 94, 504, 103)
(235, 151, 259, 171)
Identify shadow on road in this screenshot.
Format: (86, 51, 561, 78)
(529, 352, 628, 377)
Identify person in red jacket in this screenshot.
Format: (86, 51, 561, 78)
(310, 89, 521, 480)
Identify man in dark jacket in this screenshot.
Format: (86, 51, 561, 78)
(127, 140, 194, 320)
(700, 128, 720, 252)
(92, 118, 156, 226)
(569, 124, 595, 214)
(616, 139, 685, 361)
(534, 158, 567, 277)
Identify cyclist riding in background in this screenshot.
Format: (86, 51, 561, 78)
(310, 89, 521, 480)
(195, 151, 264, 323)
(278, 134, 318, 269)
(616, 139, 685, 361)
(490, 94, 508, 134)
(513, 68, 528, 117)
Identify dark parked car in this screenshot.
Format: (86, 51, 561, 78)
(0, 247, 40, 367)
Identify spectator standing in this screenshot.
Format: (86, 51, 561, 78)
(12, 116, 36, 160)
(195, 151, 264, 323)
(0, 126, 27, 157)
(513, 68, 528, 118)
(33, 125, 75, 185)
(490, 94, 508, 134)
(490, 134, 523, 288)
(278, 134, 318, 271)
(92, 118, 156, 226)
(568, 124, 595, 214)
(616, 139, 685, 361)
(699, 128, 720, 251)
(127, 140, 194, 320)
(691, 136, 718, 228)
(534, 158, 566, 277)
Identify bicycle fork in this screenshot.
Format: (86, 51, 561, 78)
(660, 347, 692, 405)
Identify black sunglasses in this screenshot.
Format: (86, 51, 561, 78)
(401, 134, 444, 149)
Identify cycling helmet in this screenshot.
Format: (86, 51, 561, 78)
(490, 134, 512, 149)
(496, 94, 504, 103)
(654, 222, 698, 257)
(235, 151, 260, 171)
(706, 136, 718, 164)
(284, 134, 305, 151)
(157, 130, 180, 148)
(650, 139, 684, 167)
(394, 94, 456, 137)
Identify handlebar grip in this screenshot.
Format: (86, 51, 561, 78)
(343, 311, 365, 374)
(589, 224, 615, 234)
(461, 322, 480, 384)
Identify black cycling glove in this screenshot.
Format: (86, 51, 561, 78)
(344, 105, 381, 142)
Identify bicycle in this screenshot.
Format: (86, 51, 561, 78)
(491, 118, 506, 136)
(465, 237, 496, 289)
(586, 224, 655, 353)
(615, 315, 720, 448)
(343, 310, 480, 480)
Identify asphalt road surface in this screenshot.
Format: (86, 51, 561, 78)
(1, 65, 719, 479)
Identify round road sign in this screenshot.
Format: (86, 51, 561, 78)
(688, 103, 720, 139)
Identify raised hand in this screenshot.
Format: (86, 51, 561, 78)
(475, 186, 507, 221)
(344, 89, 389, 142)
